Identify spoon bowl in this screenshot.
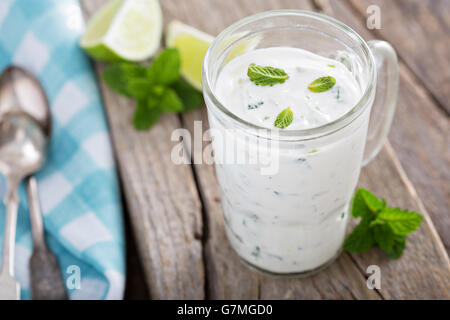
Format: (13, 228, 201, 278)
(0, 66, 50, 136)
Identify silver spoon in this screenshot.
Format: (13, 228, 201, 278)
(0, 114, 46, 299)
(0, 66, 66, 299)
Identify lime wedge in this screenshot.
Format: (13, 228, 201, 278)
(80, 0, 162, 62)
(220, 33, 261, 64)
(166, 21, 261, 90)
(166, 21, 214, 90)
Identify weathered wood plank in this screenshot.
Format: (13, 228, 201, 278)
(81, 0, 205, 299)
(347, 0, 450, 114)
(356, 144, 450, 299)
(259, 253, 380, 299)
(316, 0, 450, 253)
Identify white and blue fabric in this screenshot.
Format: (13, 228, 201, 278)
(0, 0, 125, 299)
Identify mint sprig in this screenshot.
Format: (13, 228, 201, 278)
(344, 188, 422, 258)
(274, 107, 293, 129)
(102, 63, 147, 98)
(308, 76, 336, 92)
(375, 208, 423, 236)
(133, 100, 161, 130)
(146, 48, 180, 85)
(247, 63, 289, 86)
(102, 48, 203, 130)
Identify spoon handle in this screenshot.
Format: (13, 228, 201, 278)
(0, 179, 20, 300)
(27, 176, 45, 248)
(27, 176, 67, 300)
(1, 180, 19, 277)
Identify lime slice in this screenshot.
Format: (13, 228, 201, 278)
(166, 21, 261, 90)
(220, 33, 261, 64)
(80, 0, 162, 62)
(166, 21, 214, 90)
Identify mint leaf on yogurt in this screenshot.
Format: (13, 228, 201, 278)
(247, 63, 289, 86)
(308, 76, 336, 92)
(274, 107, 293, 129)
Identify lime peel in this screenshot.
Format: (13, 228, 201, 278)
(166, 20, 214, 90)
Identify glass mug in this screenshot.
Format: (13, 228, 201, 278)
(202, 10, 398, 276)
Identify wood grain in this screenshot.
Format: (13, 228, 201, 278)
(81, 0, 205, 299)
(356, 144, 450, 299)
(348, 0, 450, 114)
(316, 0, 450, 253)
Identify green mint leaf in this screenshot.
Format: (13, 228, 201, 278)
(344, 219, 375, 253)
(102, 63, 147, 97)
(133, 100, 162, 130)
(308, 76, 336, 92)
(151, 85, 165, 96)
(171, 78, 203, 111)
(385, 234, 406, 259)
(274, 107, 293, 129)
(377, 208, 422, 235)
(351, 188, 386, 219)
(346, 189, 422, 259)
(147, 48, 180, 86)
(127, 78, 152, 99)
(247, 63, 289, 86)
(159, 88, 183, 113)
(101, 48, 198, 131)
(147, 85, 165, 109)
(372, 223, 396, 252)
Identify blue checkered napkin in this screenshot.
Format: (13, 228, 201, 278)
(0, 0, 125, 299)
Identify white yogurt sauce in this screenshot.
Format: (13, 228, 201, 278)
(209, 47, 368, 274)
(215, 47, 361, 130)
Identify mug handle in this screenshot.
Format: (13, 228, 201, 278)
(362, 40, 399, 166)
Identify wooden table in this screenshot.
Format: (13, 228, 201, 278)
(81, 0, 450, 299)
